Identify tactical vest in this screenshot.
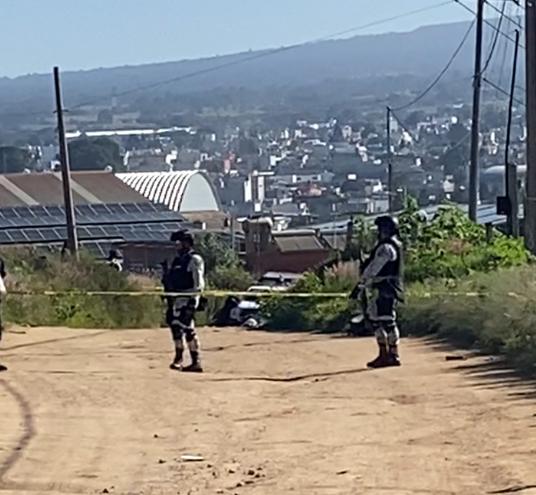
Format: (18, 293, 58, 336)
(164, 251, 195, 292)
(363, 237, 404, 300)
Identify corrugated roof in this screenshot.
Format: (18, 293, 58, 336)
(75, 172, 147, 204)
(0, 184, 26, 207)
(308, 203, 510, 232)
(117, 171, 221, 212)
(323, 233, 349, 251)
(8, 174, 87, 205)
(182, 211, 228, 230)
(0, 172, 149, 207)
(273, 233, 327, 253)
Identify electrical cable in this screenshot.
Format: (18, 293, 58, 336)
(392, 19, 476, 111)
(389, 108, 420, 143)
(0, 0, 456, 121)
(453, 0, 525, 49)
(484, 0, 524, 30)
(495, 20, 511, 87)
(483, 77, 525, 106)
(69, 1, 455, 111)
(443, 132, 471, 155)
(481, 0, 506, 75)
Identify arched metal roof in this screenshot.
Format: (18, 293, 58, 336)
(482, 165, 527, 177)
(117, 171, 221, 212)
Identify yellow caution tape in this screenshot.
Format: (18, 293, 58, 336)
(3, 289, 529, 300)
(7, 289, 347, 299)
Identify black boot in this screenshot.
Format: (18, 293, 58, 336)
(388, 345, 401, 367)
(169, 348, 184, 370)
(0, 363, 7, 372)
(183, 351, 203, 373)
(367, 344, 390, 369)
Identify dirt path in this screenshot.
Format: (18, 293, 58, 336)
(1, 326, 535, 495)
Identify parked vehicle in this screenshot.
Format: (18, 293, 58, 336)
(247, 271, 301, 293)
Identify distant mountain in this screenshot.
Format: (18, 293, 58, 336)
(0, 20, 516, 127)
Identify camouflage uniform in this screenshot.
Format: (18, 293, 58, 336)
(163, 250, 205, 372)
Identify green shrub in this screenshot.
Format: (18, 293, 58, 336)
(196, 233, 241, 272)
(400, 199, 530, 282)
(263, 199, 536, 374)
(262, 272, 354, 332)
(208, 264, 254, 291)
(401, 267, 536, 374)
(2, 247, 161, 329)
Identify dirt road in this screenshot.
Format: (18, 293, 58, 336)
(1, 327, 535, 495)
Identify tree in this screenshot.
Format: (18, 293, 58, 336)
(0, 146, 34, 173)
(330, 123, 344, 143)
(362, 123, 377, 139)
(195, 233, 254, 290)
(171, 130, 192, 149)
(238, 136, 258, 156)
(481, 106, 506, 132)
(68, 137, 123, 171)
(447, 123, 467, 145)
(405, 110, 427, 128)
(97, 109, 114, 124)
(196, 233, 239, 273)
(442, 143, 469, 176)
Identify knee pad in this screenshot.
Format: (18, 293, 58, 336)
(373, 325, 389, 345)
(385, 324, 400, 346)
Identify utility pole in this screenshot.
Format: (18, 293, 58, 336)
(505, 30, 521, 237)
(469, 0, 485, 222)
(230, 213, 236, 253)
(53, 67, 78, 258)
(525, 0, 536, 252)
(386, 106, 393, 213)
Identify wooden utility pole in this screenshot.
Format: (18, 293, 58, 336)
(386, 106, 393, 213)
(525, 0, 536, 252)
(505, 30, 521, 237)
(230, 214, 236, 253)
(53, 67, 78, 258)
(469, 0, 485, 222)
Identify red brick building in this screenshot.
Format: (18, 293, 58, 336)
(243, 217, 335, 275)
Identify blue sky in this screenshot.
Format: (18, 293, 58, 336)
(0, 0, 472, 77)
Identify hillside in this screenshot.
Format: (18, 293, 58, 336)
(0, 20, 512, 127)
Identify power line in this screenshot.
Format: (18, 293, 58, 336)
(484, 0, 524, 30)
(453, 0, 526, 49)
(439, 132, 472, 162)
(392, 19, 476, 112)
(0, 0, 455, 120)
(496, 7, 513, 87)
(483, 76, 525, 106)
(481, 0, 506, 75)
(389, 108, 419, 143)
(70, 0, 455, 111)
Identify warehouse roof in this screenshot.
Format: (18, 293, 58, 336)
(273, 231, 329, 253)
(0, 171, 147, 208)
(117, 171, 221, 212)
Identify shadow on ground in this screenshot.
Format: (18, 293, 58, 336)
(410, 335, 536, 403)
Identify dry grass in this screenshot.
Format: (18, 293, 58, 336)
(1, 247, 162, 329)
(402, 266, 536, 374)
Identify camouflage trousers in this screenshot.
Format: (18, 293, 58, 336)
(366, 289, 400, 347)
(166, 297, 200, 353)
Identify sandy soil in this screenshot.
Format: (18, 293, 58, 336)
(1, 326, 536, 495)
